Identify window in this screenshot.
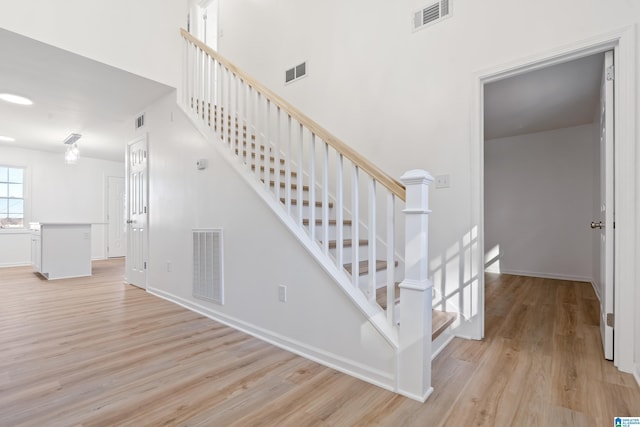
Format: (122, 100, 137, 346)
(0, 166, 25, 228)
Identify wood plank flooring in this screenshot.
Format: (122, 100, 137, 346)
(1, 262, 638, 426)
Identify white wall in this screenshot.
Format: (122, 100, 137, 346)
(214, 0, 640, 377)
(134, 92, 395, 389)
(0, 0, 188, 87)
(0, 146, 124, 266)
(484, 124, 599, 282)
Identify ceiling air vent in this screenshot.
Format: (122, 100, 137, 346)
(285, 61, 307, 85)
(135, 113, 145, 129)
(414, 0, 451, 31)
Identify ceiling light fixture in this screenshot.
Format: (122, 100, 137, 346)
(0, 135, 16, 142)
(0, 93, 33, 105)
(63, 133, 81, 164)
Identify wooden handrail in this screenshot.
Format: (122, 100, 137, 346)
(180, 28, 406, 201)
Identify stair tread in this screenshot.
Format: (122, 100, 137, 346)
(281, 198, 334, 208)
(376, 282, 401, 309)
(344, 260, 398, 276)
(302, 219, 353, 226)
(432, 310, 457, 341)
(236, 151, 285, 164)
(251, 165, 297, 176)
(262, 180, 310, 191)
(326, 239, 368, 249)
(376, 284, 457, 340)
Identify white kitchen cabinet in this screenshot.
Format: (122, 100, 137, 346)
(31, 223, 92, 280)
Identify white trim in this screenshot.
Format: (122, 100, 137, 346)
(634, 365, 640, 388)
(431, 329, 455, 360)
(398, 386, 433, 403)
(497, 269, 593, 284)
(472, 26, 637, 372)
(0, 228, 31, 235)
(146, 286, 396, 393)
(0, 261, 31, 268)
(590, 280, 602, 302)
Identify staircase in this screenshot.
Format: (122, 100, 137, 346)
(179, 28, 457, 401)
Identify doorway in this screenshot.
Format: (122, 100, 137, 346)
(125, 135, 148, 289)
(107, 176, 125, 258)
(480, 48, 618, 362)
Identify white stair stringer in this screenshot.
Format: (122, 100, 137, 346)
(179, 101, 399, 349)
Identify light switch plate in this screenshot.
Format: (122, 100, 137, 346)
(435, 174, 450, 189)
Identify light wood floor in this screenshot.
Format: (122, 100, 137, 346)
(1, 261, 638, 426)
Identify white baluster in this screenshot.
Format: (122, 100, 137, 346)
(204, 54, 210, 128)
(322, 141, 329, 255)
(297, 124, 304, 226)
(264, 100, 271, 191)
(335, 153, 344, 269)
(232, 73, 238, 153)
(352, 166, 359, 287)
(285, 115, 292, 216)
(386, 192, 396, 325)
(309, 134, 316, 242)
(368, 179, 377, 301)
(275, 107, 281, 201)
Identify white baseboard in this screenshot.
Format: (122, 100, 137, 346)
(634, 364, 640, 388)
(431, 329, 455, 360)
(398, 386, 433, 403)
(590, 280, 602, 302)
(147, 287, 396, 393)
(0, 262, 31, 268)
(499, 269, 592, 283)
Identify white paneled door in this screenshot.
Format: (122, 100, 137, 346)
(107, 176, 125, 258)
(126, 136, 148, 289)
(597, 50, 615, 361)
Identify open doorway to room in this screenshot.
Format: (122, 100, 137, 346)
(189, 0, 218, 49)
(482, 51, 615, 361)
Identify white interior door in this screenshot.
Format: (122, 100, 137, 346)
(126, 136, 148, 288)
(107, 176, 126, 258)
(596, 50, 615, 360)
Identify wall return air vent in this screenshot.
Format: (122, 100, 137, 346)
(414, 0, 451, 31)
(192, 229, 224, 305)
(285, 61, 307, 84)
(135, 113, 145, 129)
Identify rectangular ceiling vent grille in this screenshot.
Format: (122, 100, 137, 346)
(285, 61, 307, 84)
(414, 0, 451, 31)
(135, 113, 145, 129)
(193, 229, 224, 305)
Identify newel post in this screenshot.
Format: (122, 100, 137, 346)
(397, 169, 434, 402)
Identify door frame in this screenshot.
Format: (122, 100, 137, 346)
(471, 26, 637, 372)
(125, 134, 149, 288)
(105, 175, 126, 258)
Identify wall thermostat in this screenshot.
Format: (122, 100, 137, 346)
(196, 159, 208, 170)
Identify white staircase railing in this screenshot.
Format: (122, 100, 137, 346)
(179, 28, 434, 401)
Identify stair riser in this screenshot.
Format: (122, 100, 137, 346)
(309, 224, 352, 240)
(269, 186, 309, 198)
(296, 205, 334, 220)
(356, 267, 400, 296)
(329, 245, 372, 263)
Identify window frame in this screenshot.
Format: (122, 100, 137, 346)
(0, 165, 29, 230)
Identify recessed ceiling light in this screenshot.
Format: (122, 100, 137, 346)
(0, 93, 33, 105)
(0, 135, 16, 142)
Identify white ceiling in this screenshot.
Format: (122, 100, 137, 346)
(484, 53, 604, 140)
(0, 28, 173, 162)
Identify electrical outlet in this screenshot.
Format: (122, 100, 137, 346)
(435, 174, 450, 189)
(278, 285, 287, 302)
(166, 261, 172, 272)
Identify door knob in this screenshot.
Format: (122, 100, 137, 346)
(590, 221, 603, 229)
